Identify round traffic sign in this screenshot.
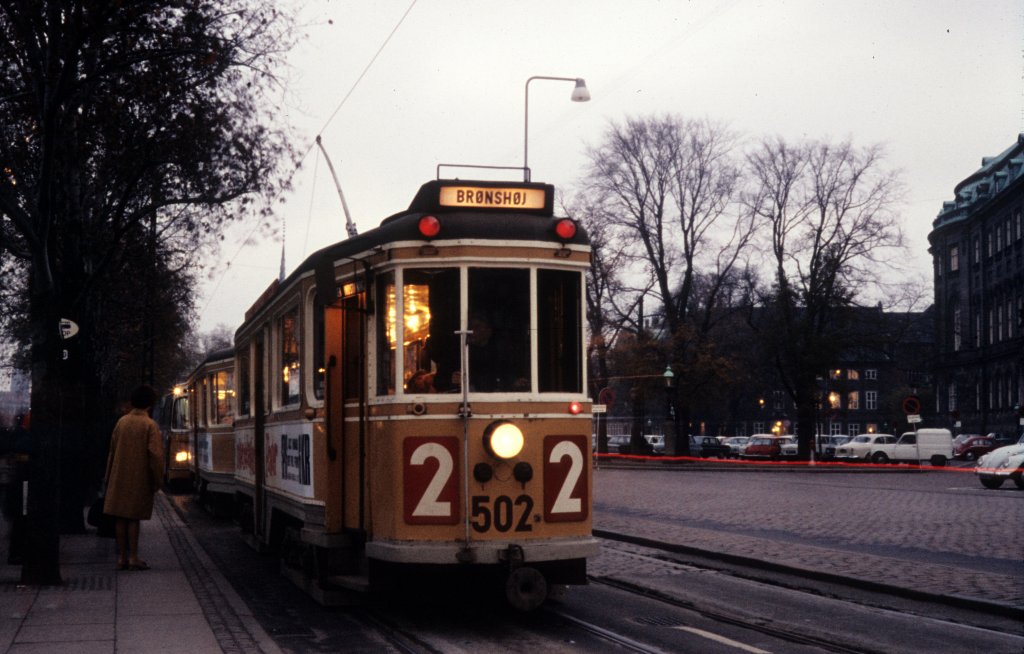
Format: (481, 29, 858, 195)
(901, 395, 921, 415)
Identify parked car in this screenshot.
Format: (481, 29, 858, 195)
(779, 436, 798, 457)
(835, 433, 895, 461)
(975, 434, 1024, 489)
(691, 436, 730, 458)
(741, 435, 784, 460)
(890, 429, 953, 466)
(606, 434, 630, 453)
(953, 435, 997, 461)
(722, 436, 750, 458)
(817, 435, 851, 459)
(644, 434, 666, 454)
(988, 432, 1018, 448)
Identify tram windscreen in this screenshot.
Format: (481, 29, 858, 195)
(537, 269, 582, 393)
(466, 268, 530, 392)
(403, 269, 459, 393)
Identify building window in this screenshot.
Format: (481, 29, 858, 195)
(1015, 210, 1022, 240)
(753, 421, 764, 434)
(953, 306, 962, 351)
(866, 390, 878, 410)
(830, 422, 843, 435)
(847, 423, 859, 436)
(865, 369, 877, 380)
(848, 369, 860, 381)
(973, 236, 980, 264)
(997, 305, 1004, 342)
(974, 312, 981, 349)
(948, 245, 959, 271)
(848, 391, 860, 410)
(987, 231, 993, 257)
(949, 383, 958, 411)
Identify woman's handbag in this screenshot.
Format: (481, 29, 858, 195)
(87, 496, 116, 538)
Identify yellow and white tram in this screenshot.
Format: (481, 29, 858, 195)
(231, 178, 596, 609)
(185, 347, 236, 511)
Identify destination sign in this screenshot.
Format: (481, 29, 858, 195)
(438, 185, 546, 210)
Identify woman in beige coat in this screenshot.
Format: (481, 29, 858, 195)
(103, 385, 164, 570)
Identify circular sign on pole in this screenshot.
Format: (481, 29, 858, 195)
(59, 318, 79, 340)
(901, 395, 921, 415)
(598, 387, 615, 410)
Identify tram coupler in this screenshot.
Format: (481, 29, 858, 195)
(501, 544, 525, 570)
(501, 545, 548, 611)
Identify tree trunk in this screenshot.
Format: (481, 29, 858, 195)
(20, 281, 63, 585)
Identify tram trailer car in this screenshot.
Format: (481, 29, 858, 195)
(231, 178, 597, 610)
(185, 348, 237, 514)
(154, 382, 194, 491)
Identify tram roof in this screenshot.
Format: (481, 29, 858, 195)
(240, 179, 590, 329)
(306, 178, 589, 269)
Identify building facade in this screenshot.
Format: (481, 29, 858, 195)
(928, 134, 1024, 438)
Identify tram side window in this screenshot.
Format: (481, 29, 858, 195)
(280, 308, 300, 406)
(467, 268, 530, 392)
(196, 379, 207, 427)
(211, 370, 234, 425)
(343, 294, 362, 399)
(312, 294, 325, 400)
(377, 271, 396, 396)
(171, 395, 190, 430)
(238, 354, 250, 416)
(537, 269, 582, 393)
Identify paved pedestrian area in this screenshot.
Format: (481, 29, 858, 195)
(591, 466, 1024, 612)
(0, 493, 280, 653)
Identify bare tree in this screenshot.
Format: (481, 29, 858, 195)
(582, 115, 756, 454)
(745, 137, 906, 458)
(0, 1, 295, 583)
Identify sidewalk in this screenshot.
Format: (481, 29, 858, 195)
(0, 493, 281, 653)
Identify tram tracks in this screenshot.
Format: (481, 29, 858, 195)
(581, 575, 873, 654)
(579, 534, 1024, 654)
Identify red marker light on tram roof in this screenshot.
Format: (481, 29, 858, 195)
(554, 218, 577, 241)
(418, 215, 441, 239)
(568, 401, 582, 415)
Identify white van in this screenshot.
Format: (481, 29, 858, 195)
(893, 428, 953, 466)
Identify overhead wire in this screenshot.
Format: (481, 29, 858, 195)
(199, 0, 419, 322)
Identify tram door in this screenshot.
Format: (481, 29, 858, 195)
(321, 291, 365, 534)
(341, 293, 365, 533)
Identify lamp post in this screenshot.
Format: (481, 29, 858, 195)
(523, 76, 590, 181)
(663, 366, 676, 455)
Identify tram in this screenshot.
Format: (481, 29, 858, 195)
(154, 382, 194, 490)
(230, 177, 597, 609)
(185, 347, 236, 512)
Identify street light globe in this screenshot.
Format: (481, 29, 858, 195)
(571, 78, 591, 102)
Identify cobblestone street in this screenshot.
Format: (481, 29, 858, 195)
(592, 466, 1024, 610)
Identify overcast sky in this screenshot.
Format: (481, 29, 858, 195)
(196, 0, 1022, 333)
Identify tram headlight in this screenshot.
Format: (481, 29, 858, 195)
(483, 421, 524, 459)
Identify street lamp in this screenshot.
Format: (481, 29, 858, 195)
(523, 76, 590, 181)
